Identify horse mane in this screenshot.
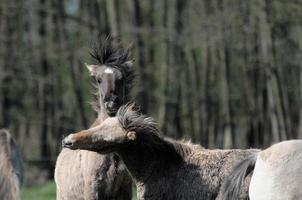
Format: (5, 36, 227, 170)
(117, 104, 159, 137)
(0, 129, 23, 200)
(117, 104, 184, 163)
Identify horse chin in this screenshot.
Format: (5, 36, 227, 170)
(63, 140, 98, 152)
(63, 142, 81, 150)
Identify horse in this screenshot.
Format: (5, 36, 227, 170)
(54, 38, 135, 200)
(62, 104, 259, 200)
(0, 129, 23, 200)
(220, 140, 302, 200)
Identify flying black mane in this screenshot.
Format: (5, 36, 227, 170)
(117, 104, 183, 163)
(117, 104, 159, 138)
(89, 37, 135, 113)
(90, 37, 135, 90)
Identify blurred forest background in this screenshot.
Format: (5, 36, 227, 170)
(1, 0, 302, 186)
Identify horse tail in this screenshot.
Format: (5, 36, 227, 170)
(219, 153, 258, 200)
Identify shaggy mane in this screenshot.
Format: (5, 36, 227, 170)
(117, 104, 159, 137)
(90, 37, 135, 88)
(117, 105, 188, 162)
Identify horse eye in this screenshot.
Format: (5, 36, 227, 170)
(97, 79, 102, 84)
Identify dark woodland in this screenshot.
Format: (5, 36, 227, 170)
(1, 0, 302, 184)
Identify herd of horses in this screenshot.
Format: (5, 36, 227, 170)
(1, 38, 302, 200)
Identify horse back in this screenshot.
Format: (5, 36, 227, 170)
(250, 140, 302, 200)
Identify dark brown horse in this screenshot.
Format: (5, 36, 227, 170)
(62, 105, 258, 200)
(55, 38, 134, 200)
(0, 129, 23, 200)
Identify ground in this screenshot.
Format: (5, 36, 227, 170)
(22, 181, 137, 200)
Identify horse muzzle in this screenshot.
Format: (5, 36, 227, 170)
(62, 136, 77, 149)
(105, 101, 119, 115)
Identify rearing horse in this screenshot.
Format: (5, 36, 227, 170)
(55, 38, 135, 200)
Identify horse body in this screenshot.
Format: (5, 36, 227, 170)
(121, 143, 257, 200)
(55, 149, 84, 200)
(220, 139, 302, 200)
(0, 129, 23, 200)
(55, 149, 131, 200)
(55, 38, 134, 200)
(249, 140, 302, 200)
(135, 148, 256, 200)
(63, 105, 258, 200)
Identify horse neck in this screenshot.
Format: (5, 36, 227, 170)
(97, 99, 109, 123)
(117, 136, 183, 184)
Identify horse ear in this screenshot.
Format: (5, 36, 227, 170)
(85, 63, 98, 76)
(124, 59, 135, 68)
(127, 103, 136, 112)
(126, 131, 136, 141)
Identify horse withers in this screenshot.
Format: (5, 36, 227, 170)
(0, 129, 23, 200)
(62, 104, 258, 200)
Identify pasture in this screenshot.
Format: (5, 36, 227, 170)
(23, 183, 138, 200)
(23, 182, 56, 200)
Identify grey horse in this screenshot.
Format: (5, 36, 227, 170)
(220, 139, 302, 200)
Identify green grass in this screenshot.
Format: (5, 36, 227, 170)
(23, 181, 56, 200)
(22, 181, 137, 200)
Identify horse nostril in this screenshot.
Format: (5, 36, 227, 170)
(62, 137, 73, 148)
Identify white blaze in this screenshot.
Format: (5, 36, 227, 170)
(104, 68, 114, 74)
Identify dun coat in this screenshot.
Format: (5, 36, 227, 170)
(63, 105, 259, 200)
(55, 38, 134, 200)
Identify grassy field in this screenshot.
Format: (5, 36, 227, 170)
(22, 181, 137, 200)
(23, 181, 56, 200)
